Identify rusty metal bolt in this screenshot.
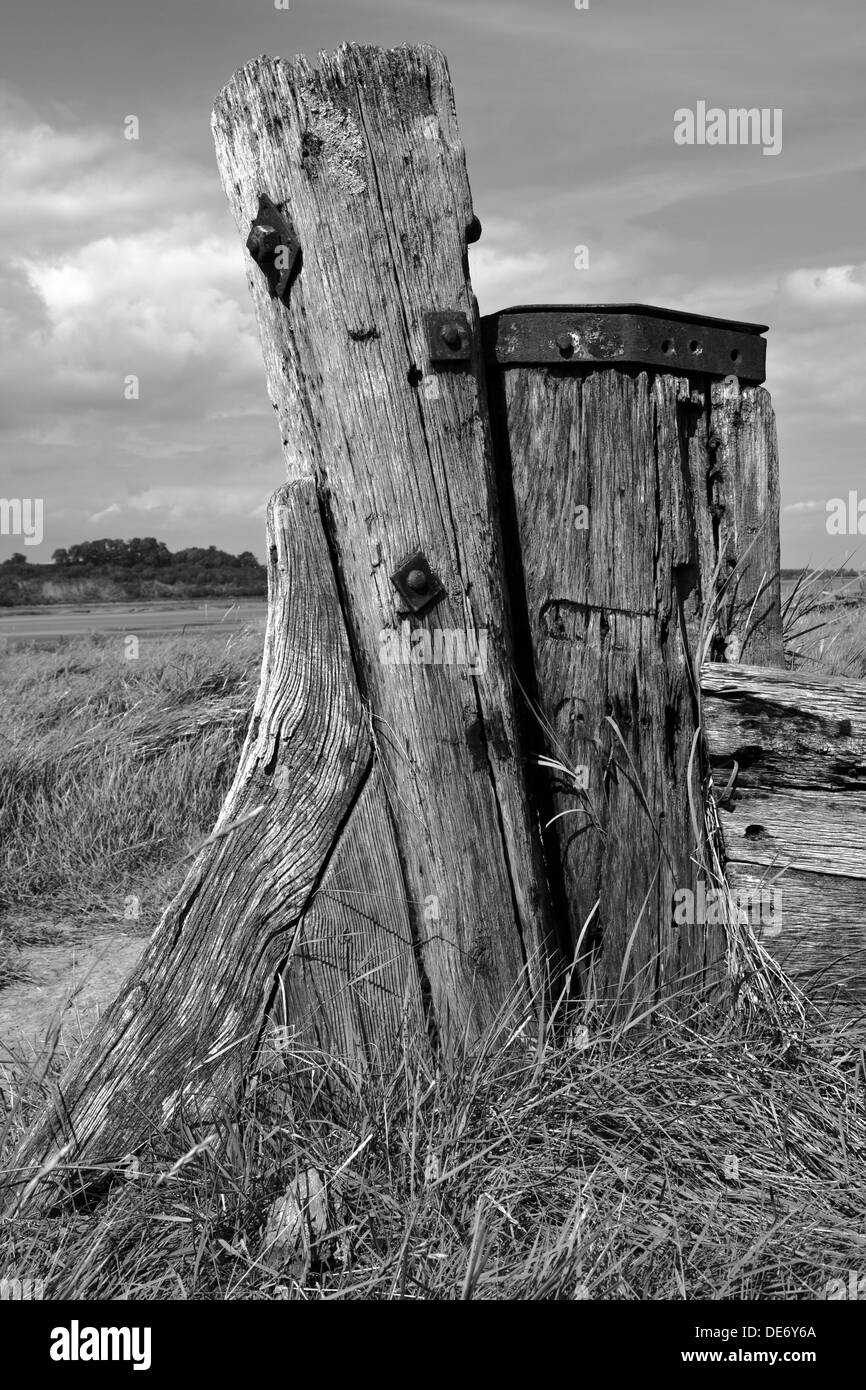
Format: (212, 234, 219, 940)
(439, 322, 464, 350)
(247, 223, 279, 263)
(555, 333, 574, 357)
(406, 569, 429, 593)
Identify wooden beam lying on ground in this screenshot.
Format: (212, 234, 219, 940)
(701, 662, 866, 1009)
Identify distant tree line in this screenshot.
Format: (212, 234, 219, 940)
(0, 538, 266, 605)
(47, 538, 261, 573)
(779, 566, 860, 580)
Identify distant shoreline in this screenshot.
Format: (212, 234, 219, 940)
(0, 597, 267, 615)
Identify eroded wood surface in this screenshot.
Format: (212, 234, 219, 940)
(708, 380, 783, 666)
(494, 367, 727, 1006)
(10, 481, 388, 1196)
(212, 45, 557, 1042)
(702, 662, 866, 1006)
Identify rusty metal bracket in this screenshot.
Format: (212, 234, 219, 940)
(246, 193, 300, 304)
(390, 550, 447, 616)
(482, 304, 768, 384)
(425, 310, 472, 365)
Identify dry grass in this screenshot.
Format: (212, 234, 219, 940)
(0, 630, 260, 930)
(2, 997, 864, 1300)
(1, 608, 864, 1300)
(783, 567, 866, 676)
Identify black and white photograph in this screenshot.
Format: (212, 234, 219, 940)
(0, 0, 864, 1352)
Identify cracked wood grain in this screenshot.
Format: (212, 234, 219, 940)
(212, 44, 558, 1044)
(494, 367, 727, 1008)
(9, 480, 411, 1206)
(701, 662, 866, 1006)
(708, 379, 783, 666)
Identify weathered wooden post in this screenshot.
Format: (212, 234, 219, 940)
(707, 377, 783, 667)
(483, 306, 784, 1008)
(211, 46, 561, 1044)
(7, 43, 792, 1208)
(9, 44, 559, 1201)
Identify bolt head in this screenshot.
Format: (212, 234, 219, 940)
(556, 333, 574, 356)
(439, 322, 463, 350)
(406, 568, 429, 593)
(247, 223, 279, 262)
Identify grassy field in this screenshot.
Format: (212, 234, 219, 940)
(3, 1003, 865, 1300)
(0, 628, 259, 962)
(0, 583, 864, 1300)
(782, 569, 866, 677)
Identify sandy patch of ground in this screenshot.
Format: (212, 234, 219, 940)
(0, 922, 147, 1066)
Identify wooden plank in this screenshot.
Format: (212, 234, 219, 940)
(702, 661, 866, 1005)
(493, 366, 727, 1007)
(727, 865, 866, 1008)
(709, 380, 783, 666)
(702, 662, 866, 791)
(718, 785, 866, 877)
(212, 46, 557, 1045)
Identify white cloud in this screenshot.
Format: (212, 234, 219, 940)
(87, 486, 268, 525)
(0, 92, 213, 245)
(20, 229, 254, 369)
(468, 219, 634, 311)
(0, 96, 261, 432)
(87, 502, 123, 523)
(0, 95, 276, 563)
(469, 238, 555, 310)
(782, 263, 866, 310)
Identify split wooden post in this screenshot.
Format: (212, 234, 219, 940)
(707, 378, 784, 667)
(9, 44, 560, 1205)
(484, 318, 784, 1008)
(211, 45, 560, 1047)
(10, 483, 423, 1194)
(9, 43, 796, 1207)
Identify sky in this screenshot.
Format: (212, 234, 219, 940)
(0, 0, 864, 569)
